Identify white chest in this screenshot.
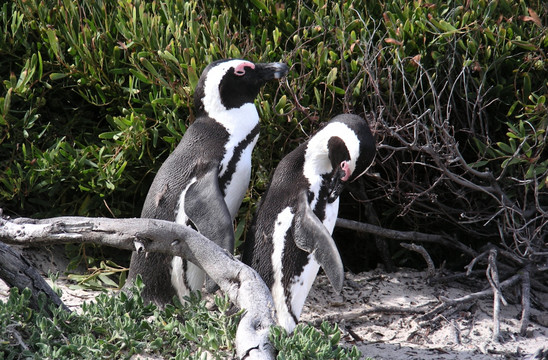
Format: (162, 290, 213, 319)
(218, 104, 260, 218)
(221, 132, 259, 218)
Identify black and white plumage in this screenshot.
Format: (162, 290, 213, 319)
(242, 114, 375, 332)
(126, 59, 288, 305)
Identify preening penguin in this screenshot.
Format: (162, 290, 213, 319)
(126, 59, 288, 306)
(242, 114, 375, 332)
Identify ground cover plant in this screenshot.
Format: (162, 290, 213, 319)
(0, 278, 361, 359)
(0, 0, 546, 357)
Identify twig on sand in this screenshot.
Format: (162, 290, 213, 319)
(487, 248, 506, 342)
(419, 273, 521, 322)
(520, 265, 531, 336)
(400, 243, 435, 278)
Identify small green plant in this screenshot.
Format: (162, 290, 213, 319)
(270, 322, 363, 360)
(0, 278, 366, 359)
(0, 277, 242, 359)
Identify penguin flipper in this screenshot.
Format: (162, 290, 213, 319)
(184, 168, 235, 256)
(293, 192, 344, 292)
(184, 168, 235, 292)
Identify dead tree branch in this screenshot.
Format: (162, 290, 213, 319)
(336, 217, 477, 257)
(399, 243, 435, 277)
(0, 241, 68, 314)
(520, 265, 531, 336)
(419, 273, 522, 322)
(0, 214, 275, 360)
(487, 249, 505, 342)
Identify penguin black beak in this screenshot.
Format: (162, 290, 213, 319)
(328, 161, 351, 202)
(254, 62, 289, 81)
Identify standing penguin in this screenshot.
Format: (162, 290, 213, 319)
(127, 59, 288, 306)
(242, 114, 375, 332)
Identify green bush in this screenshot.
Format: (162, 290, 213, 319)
(270, 322, 363, 360)
(2, 0, 545, 235)
(0, 279, 242, 359)
(0, 280, 357, 360)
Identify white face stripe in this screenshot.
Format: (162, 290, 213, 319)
(270, 207, 296, 331)
(201, 60, 261, 181)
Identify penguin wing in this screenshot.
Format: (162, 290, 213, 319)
(184, 166, 235, 254)
(293, 192, 344, 292)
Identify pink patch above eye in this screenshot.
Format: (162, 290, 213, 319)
(234, 61, 255, 76)
(340, 161, 351, 181)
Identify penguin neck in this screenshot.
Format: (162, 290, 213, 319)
(213, 103, 259, 136)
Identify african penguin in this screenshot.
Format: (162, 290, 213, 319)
(242, 114, 375, 332)
(126, 59, 288, 306)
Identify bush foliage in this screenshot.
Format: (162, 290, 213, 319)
(1, 0, 545, 242)
(0, 280, 361, 359)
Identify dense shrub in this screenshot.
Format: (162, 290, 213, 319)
(1, 0, 546, 292)
(0, 279, 361, 359)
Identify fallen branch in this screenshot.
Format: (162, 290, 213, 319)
(310, 303, 434, 326)
(520, 265, 531, 336)
(399, 243, 435, 278)
(336, 218, 477, 257)
(0, 214, 276, 360)
(487, 249, 505, 342)
(0, 241, 68, 315)
(419, 273, 521, 322)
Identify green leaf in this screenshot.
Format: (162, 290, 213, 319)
(250, 0, 268, 12)
(511, 40, 537, 51)
(45, 28, 63, 60)
(188, 65, 199, 90)
(326, 67, 338, 85)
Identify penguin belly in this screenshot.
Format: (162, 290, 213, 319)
(171, 177, 202, 300)
(222, 133, 258, 218)
(269, 207, 298, 331)
(285, 255, 320, 331)
(322, 197, 340, 234)
(272, 199, 340, 332)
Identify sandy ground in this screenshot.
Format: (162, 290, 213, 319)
(302, 269, 548, 360)
(1, 266, 547, 359)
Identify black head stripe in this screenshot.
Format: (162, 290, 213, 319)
(327, 136, 350, 168)
(219, 69, 263, 109)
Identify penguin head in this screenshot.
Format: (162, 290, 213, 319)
(194, 59, 288, 116)
(326, 114, 376, 201)
(303, 114, 375, 202)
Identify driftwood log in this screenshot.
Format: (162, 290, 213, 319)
(0, 213, 275, 360)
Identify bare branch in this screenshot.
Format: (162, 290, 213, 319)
(399, 243, 435, 278)
(336, 218, 477, 257)
(0, 215, 275, 360)
(520, 265, 531, 336)
(487, 249, 504, 342)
